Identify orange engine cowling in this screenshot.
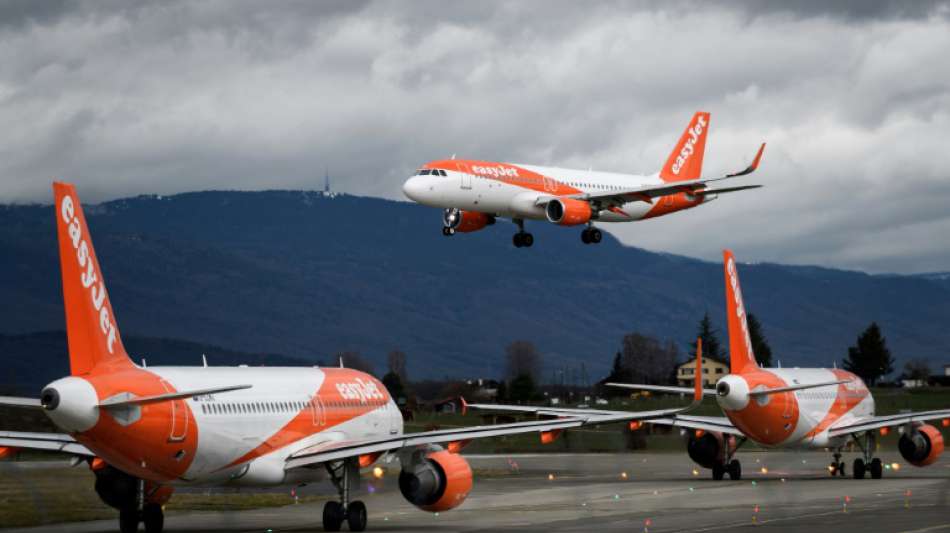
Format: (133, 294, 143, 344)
(686, 431, 736, 469)
(545, 198, 592, 226)
(398, 450, 473, 512)
(444, 208, 494, 233)
(899, 424, 944, 467)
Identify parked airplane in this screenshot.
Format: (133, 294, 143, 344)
(0, 183, 705, 533)
(468, 250, 950, 480)
(403, 112, 765, 247)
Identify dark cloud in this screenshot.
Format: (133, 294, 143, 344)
(0, 1, 948, 274)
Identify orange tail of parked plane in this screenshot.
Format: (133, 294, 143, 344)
(659, 111, 710, 182)
(722, 249, 759, 374)
(53, 182, 134, 376)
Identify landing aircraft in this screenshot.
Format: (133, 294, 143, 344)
(403, 112, 765, 247)
(0, 183, 704, 533)
(469, 250, 950, 480)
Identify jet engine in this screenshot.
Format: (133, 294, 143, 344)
(686, 431, 736, 469)
(92, 463, 173, 510)
(0, 446, 18, 460)
(443, 208, 494, 233)
(399, 450, 473, 512)
(898, 424, 944, 467)
(545, 198, 592, 226)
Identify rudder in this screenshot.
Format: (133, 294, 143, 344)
(53, 182, 133, 376)
(722, 249, 758, 374)
(659, 111, 710, 182)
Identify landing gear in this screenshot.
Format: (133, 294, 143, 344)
(442, 226, 455, 236)
(324, 459, 368, 532)
(118, 509, 139, 533)
(712, 462, 725, 480)
(727, 459, 742, 480)
(851, 432, 882, 479)
(829, 450, 846, 477)
(580, 226, 602, 244)
(512, 219, 533, 248)
(143, 504, 164, 533)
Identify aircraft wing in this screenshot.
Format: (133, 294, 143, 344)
(0, 431, 94, 457)
(562, 142, 765, 206)
(826, 409, 950, 438)
(642, 414, 743, 436)
(284, 416, 585, 469)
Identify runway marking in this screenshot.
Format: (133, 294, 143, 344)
(897, 525, 950, 533)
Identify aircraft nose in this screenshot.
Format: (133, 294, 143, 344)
(402, 176, 426, 201)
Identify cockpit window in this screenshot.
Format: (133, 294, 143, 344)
(437, 169, 447, 176)
(420, 169, 431, 175)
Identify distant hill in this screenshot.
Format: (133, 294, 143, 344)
(1, 190, 948, 382)
(0, 331, 309, 395)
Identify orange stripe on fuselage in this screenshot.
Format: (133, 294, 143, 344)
(220, 369, 391, 470)
(804, 370, 869, 438)
(424, 160, 582, 196)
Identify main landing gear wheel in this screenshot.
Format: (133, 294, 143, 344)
(727, 459, 742, 480)
(143, 503, 164, 533)
(347, 500, 368, 532)
(712, 462, 725, 480)
(580, 227, 602, 244)
(118, 509, 139, 533)
(323, 501, 345, 532)
(513, 232, 534, 248)
(869, 458, 883, 479)
(853, 458, 866, 479)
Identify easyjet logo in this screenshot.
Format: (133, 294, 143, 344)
(471, 165, 518, 178)
(336, 378, 384, 404)
(726, 257, 754, 360)
(60, 196, 117, 354)
(671, 115, 706, 175)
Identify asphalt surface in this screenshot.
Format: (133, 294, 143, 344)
(3, 451, 950, 532)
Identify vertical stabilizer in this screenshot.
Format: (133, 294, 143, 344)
(53, 182, 133, 376)
(722, 249, 758, 374)
(659, 111, 710, 182)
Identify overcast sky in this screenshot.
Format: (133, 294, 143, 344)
(1, 1, 948, 274)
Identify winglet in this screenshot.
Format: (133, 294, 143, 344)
(694, 337, 703, 402)
(459, 396, 469, 416)
(725, 143, 766, 178)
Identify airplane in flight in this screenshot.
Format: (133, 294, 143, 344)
(0, 182, 706, 533)
(402, 112, 765, 247)
(468, 249, 950, 480)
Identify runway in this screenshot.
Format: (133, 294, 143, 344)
(3, 451, 949, 532)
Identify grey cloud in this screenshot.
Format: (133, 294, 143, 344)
(0, 1, 948, 274)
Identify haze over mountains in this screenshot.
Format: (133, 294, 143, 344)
(1, 190, 948, 388)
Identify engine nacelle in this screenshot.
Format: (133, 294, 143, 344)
(686, 431, 736, 469)
(399, 450, 473, 512)
(443, 209, 494, 233)
(545, 198, 592, 226)
(93, 464, 173, 510)
(898, 424, 944, 467)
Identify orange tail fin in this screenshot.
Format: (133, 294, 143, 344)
(659, 111, 710, 182)
(722, 249, 758, 374)
(53, 182, 133, 376)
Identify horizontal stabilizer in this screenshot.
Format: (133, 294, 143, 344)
(747, 379, 851, 397)
(605, 383, 717, 396)
(99, 384, 252, 408)
(0, 396, 43, 409)
(697, 185, 762, 195)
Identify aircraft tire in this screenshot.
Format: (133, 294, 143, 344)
(522, 233, 534, 247)
(870, 458, 883, 479)
(143, 504, 164, 533)
(590, 229, 602, 244)
(727, 459, 741, 480)
(513, 233, 523, 248)
(347, 500, 368, 532)
(323, 501, 345, 532)
(118, 509, 139, 533)
(581, 230, 591, 244)
(712, 462, 725, 480)
(853, 458, 866, 479)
